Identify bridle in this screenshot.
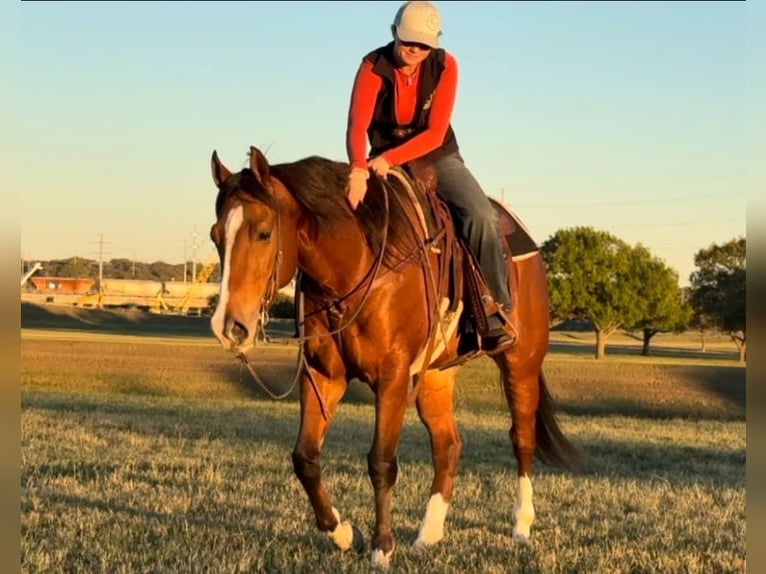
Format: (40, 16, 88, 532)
(232, 174, 393, 418)
(230, 169, 449, 416)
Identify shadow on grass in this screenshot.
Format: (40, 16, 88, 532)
(22, 302, 213, 338)
(19, 490, 324, 571)
(549, 362, 746, 423)
(209, 358, 745, 423)
(201, 352, 376, 405)
(21, 301, 297, 340)
(23, 390, 744, 490)
(548, 340, 738, 361)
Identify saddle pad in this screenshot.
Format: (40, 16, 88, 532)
(490, 198, 539, 258)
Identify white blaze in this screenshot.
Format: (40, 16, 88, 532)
(211, 205, 244, 346)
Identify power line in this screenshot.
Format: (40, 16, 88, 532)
(513, 191, 738, 209)
(603, 217, 742, 230)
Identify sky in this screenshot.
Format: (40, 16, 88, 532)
(13, 1, 749, 286)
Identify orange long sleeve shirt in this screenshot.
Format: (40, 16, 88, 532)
(346, 51, 459, 170)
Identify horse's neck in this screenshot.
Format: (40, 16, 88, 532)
(297, 227, 375, 298)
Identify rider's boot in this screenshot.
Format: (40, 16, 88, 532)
(481, 305, 517, 356)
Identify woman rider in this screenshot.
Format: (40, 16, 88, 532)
(344, 1, 516, 354)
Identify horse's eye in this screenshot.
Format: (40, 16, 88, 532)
(256, 231, 272, 242)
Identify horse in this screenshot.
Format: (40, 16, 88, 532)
(208, 146, 579, 568)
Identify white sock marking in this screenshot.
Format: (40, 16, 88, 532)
(328, 506, 354, 551)
(512, 474, 535, 543)
(414, 493, 449, 547)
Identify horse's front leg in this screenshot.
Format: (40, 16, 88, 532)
(291, 362, 360, 552)
(367, 365, 411, 569)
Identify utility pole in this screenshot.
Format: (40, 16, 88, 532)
(500, 187, 506, 205)
(98, 234, 105, 285)
(90, 234, 110, 308)
(189, 225, 200, 283)
(183, 241, 189, 284)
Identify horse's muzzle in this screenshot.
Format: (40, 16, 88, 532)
(211, 310, 258, 353)
(224, 317, 250, 347)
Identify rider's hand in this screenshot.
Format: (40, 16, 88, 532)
(347, 167, 370, 210)
(368, 155, 391, 179)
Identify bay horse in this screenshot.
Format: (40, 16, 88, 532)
(209, 146, 579, 568)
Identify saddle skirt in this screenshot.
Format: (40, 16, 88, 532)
(389, 161, 539, 372)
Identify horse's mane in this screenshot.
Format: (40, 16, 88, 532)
(217, 155, 422, 266)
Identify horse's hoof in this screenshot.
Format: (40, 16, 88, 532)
(370, 547, 394, 570)
(328, 520, 354, 551)
(351, 525, 365, 553)
(512, 527, 531, 545)
(411, 532, 443, 551)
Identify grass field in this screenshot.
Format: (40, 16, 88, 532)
(20, 303, 746, 573)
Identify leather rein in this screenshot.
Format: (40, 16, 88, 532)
(235, 168, 446, 418)
(235, 174, 393, 419)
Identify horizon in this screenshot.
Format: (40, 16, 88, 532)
(16, 2, 748, 286)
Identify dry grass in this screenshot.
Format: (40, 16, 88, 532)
(20, 303, 746, 573)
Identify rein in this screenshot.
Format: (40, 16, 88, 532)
(294, 178, 393, 342)
(236, 288, 332, 417)
(233, 175, 393, 418)
(234, 169, 449, 412)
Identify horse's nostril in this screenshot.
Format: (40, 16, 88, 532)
(231, 322, 248, 344)
(225, 319, 249, 345)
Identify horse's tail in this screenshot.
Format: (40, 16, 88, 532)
(535, 372, 583, 471)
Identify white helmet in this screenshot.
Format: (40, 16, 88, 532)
(393, 1, 442, 49)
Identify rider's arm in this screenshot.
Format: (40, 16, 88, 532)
(346, 59, 382, 170)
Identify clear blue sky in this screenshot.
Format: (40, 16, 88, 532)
(15, 1, 747, 285)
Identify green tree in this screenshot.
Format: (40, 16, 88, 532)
(148, 261, 183, 282)
(106, 258, 135, 279)
(622, 246, 692, 356)
(45, 257, 95, 278)
(689, 237, 746, 362)
(542, 227, 647, 359)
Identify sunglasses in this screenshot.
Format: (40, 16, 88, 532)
(399, 40, 432, 51)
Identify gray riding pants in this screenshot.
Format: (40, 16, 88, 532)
(432, 152, 512, 309)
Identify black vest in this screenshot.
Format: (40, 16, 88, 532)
(364, 42, 460, 162)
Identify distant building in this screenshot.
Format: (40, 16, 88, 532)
(28, 276, 96, 294)
(22, 276, 221, 314)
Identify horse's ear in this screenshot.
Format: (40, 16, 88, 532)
(211, 150, 232, 188)
(249, 146, 270, 186)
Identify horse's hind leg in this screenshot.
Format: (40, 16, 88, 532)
(412, 367, 462, 549)
(291, 365, 359, 552)
(494, 354, 540, 544)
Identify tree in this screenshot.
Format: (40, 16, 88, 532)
(106, 258, 135, 279)
(44, 257, 93, 278)
(542, 227, 648, 359)
(689, 237, 746, 362)
(622, 246, 692, 356)
(147, 261, 183, 282)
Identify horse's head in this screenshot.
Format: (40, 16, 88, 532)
(209, 146, 284, 353)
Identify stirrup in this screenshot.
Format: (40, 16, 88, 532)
(481, 305, 518, 355)
(481, 326, 516, 355)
